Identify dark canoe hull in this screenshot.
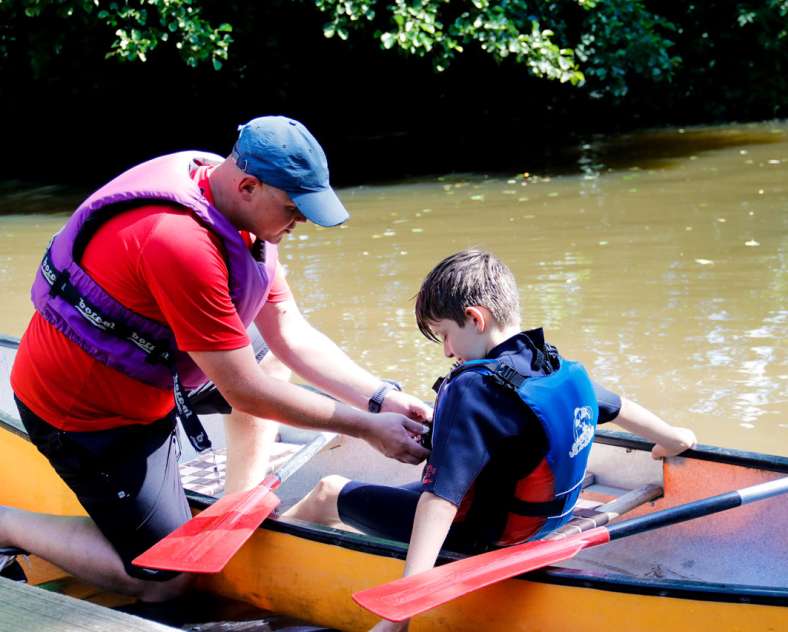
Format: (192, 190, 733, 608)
(1, 334, 786, 631)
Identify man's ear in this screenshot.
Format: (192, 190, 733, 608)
(238, 176, 259, 199)
(465, 306, 488, 332)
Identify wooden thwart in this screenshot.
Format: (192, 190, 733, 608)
(0, 576, 177, 631)
(548, 483, 663, 540)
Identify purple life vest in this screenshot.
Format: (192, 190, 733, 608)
(31, 151, 278, 392)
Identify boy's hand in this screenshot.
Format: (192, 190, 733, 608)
(651, 427, 697, 459)
(381, 389, 433, 423)
(369, 619, 409, 632)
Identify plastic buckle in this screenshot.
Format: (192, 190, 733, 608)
(492, 363, 524, 390)
(48, 269, 70, 298)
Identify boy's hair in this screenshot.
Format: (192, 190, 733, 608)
(415, 249, 521, 342)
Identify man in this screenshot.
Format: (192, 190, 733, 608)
(3, 116, 431, 601)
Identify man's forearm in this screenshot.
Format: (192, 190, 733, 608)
(257, 307, 383, 408)
(190, 347, 372, 436)
(189, 346, 430, 464)
(276, 326, 380, 408)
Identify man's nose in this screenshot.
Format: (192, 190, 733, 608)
(443, 341, 453, 358)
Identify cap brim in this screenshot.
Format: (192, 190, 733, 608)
(291, 188, 349, 227)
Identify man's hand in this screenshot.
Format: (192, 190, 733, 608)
(364, 412, 430, 465)
(381, 389, 433, 423)
(651, 427, 698, 459)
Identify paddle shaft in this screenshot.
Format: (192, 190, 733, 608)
(608, 476, 788, 541)
(244, 430, 337, 500)
(275, 431, 337, 484)
(352, 475, 788, 621)
(546, 483, 663, 540)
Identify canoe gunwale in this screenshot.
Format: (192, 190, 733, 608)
(2, 331, 786, 608)
(594, 429, 788, 473)
(186, 428, 788, 607)
(0, 335, 20, 348)
(183, 491, 788, 607)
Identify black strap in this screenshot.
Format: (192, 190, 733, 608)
(509, 496, 567, 517)
(43, 252, 172, 361)
(173, 372, 212, 452)
(41, 250, 212, 453)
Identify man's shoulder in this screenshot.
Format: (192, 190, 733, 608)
(140, 206, 221, 248)
(124, 206, 227, 281)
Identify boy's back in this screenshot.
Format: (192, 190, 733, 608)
(425, 328, 620, 547)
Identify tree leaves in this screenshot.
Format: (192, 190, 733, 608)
(4, 0, 232, 73)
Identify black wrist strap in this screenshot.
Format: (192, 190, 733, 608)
(368, 381, 402, 413)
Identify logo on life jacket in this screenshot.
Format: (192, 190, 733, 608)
(569, 406, 594, 458)
(129, 332, 156, 355)
(41, 259, 58, 285)
(76, 298, 117, 331)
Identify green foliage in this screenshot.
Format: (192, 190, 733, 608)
(670, 1, 788, 118)
(736, 0, 788, 46)
(315, 0, 584, 84)
(308, 0, 787, 104)
(0, 0, 232, 72)
(1, 0, 786, 114)
(575, 0, 679, 98)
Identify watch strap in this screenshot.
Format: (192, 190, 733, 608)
(368, 381, 401, 413)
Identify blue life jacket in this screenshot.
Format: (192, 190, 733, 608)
(453, 349, 598, 540)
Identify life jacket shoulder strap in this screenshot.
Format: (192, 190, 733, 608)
(509, 496, 567, 517)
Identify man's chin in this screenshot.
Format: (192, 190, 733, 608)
(265, 233, 285, 244)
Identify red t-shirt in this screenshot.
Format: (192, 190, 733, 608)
(11, 167, 291, 431)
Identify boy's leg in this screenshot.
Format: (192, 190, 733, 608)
(336, 481, 423, 542)
(284, 479, 423, 543)
(282, 475, 351, 529)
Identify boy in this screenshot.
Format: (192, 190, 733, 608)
(284, 249, 696, 631)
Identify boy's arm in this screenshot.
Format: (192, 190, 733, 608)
(614, 397, 697, 459)
(369, 492, 458, 632)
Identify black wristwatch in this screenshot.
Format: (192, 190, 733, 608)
(368, 381, 402, 413)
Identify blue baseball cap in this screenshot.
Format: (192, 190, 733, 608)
(232, 116, 349, 227)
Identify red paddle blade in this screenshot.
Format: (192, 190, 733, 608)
(353, 527, 610, 622)
(132, 475, 282, 574)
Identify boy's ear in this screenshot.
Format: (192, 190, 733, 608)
(464, 306, 488, 332)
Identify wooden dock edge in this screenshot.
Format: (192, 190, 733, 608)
(0, 576, 177, 631)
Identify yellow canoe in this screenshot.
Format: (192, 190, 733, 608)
(1, 334, 786, 631)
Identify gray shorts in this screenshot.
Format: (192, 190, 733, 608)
(15, 395, 189, 581)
